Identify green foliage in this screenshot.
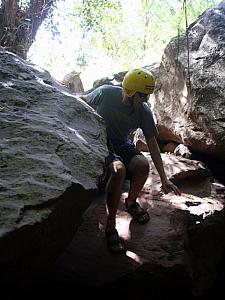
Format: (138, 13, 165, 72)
(73, 0, 122, 32)
(70, 0, 219, 70)
(28, 0, 219, 88)
(71, 0, 123, 63)
(185, 0, 218, 22)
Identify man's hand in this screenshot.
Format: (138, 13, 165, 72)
(161, 179, 181, 195)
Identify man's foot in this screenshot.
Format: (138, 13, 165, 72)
(105, 228, 125, 254)
(125, 199, 150, 224)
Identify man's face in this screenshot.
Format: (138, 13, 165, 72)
(133, 92, 149, 110)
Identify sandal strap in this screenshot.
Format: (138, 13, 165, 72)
(105, 229, 125, 254)
(105, 228, 118, 237)
(105, 229, 121, 245)
(125, 199, 150, 223)
(125, 200, 143, 215)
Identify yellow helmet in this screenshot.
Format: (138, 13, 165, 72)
(122, 68, 155, 97)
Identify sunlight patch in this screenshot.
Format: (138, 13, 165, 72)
(126, 251, 143, 264)
(116, 216, 131, 240)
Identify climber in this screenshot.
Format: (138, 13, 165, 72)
(85, 68, 181, 254)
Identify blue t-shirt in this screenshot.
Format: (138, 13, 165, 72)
(86, 85, 158, 145)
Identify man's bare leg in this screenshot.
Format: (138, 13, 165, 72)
(105, 160, 126, 229)
(105, 160, 126, 253)
(126, 155, 150, 223)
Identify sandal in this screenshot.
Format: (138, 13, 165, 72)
(125, 199, 150, 224)
(105, 229, 125, 254)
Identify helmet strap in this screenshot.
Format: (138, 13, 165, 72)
(128, 97, 134, 106)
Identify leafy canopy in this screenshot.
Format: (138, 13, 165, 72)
(28, 0, 219, 88)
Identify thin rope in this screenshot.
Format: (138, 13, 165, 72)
(177, 18, 180, 63)
(183, 0, 192, 91)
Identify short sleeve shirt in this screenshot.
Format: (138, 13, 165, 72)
(86, 84, 158, 145)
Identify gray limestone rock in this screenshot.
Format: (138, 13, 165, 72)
(0, 49, 108, 282)
(152, 1, 225, 161)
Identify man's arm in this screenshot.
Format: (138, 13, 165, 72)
(146, 136, 181, 195)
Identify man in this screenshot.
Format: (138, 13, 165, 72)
(85, 69, 181, 254)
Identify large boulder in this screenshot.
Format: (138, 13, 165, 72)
(152, 1, 225, 161)
(0, 49, 108, 283)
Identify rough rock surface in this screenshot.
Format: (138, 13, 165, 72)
(152, 1, 225, 161)
(50, 154, 225, 298)
(62, 70, 84, 93)
(0, 49, 108, 281)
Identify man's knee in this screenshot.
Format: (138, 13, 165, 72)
(129, 155, 149, 176)
(110, 160, 126, 180)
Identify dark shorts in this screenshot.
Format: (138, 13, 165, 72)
(106, 140, 142, 170)
(98, 140, 143, 192)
